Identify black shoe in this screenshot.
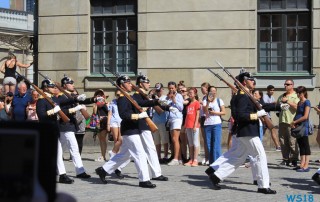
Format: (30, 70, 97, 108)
(293, 166, 301, 170)
(59, 174, 74, 184)
(312, 173, 320, 185)
(95, 167, 108, 184)
(152, 175, 168, 181)
(139, 181, 156, 188)
(257, 188, 277, 194)
(253, 180, 271, 186)
(291, 160, 298, 167)
(205, 167, 215, 176)
(115, 169, 124, 179)
(279, 160, 289, 166)
(76, 172, 91, 178)
(209, 173, 221, 190)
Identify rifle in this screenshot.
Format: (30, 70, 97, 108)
(216, 60, 274, 130)
(38, 72, 90, 120)
(103, 75, 158, 133)
(104, 69, 164, 115)
(207, 68, 238, 94)
(15, 71, 70, 123)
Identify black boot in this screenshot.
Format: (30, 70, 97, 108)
(95, 167, 108, 184)
(59, 174, 74, 184)
(139, 181, 156, 188)
(312, 173, 320, 185)
(205, 167, 215, 176)
(115, 169, 124, 179)
(76, 172, 91, 178)
(152, 175, 169, 181)
(257, 188, 277, 194)
(209, 173, 221, 190)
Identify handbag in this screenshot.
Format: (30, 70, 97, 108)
(291, 124, 306, 138)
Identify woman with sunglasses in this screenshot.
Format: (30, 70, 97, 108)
(166, 81, 184, 166)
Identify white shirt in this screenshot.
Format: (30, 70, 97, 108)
(203, 98, 224, 126)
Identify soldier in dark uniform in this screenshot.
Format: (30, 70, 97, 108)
(36, 78, 74, 184)
(95, 75, 157, 188)
(132, 75, 168, 181)
(205, 72, 276, 194)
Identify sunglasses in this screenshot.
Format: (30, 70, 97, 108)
(116, 94, 121, 96)
(284, 83, 292, 86)
(180, 90, 187, 93)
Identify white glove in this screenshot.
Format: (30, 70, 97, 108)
(257, 109, 267, 118)
(96, 97, 105, 103)
(69, 105, 84, 113)
(47, 105, 61, 116)
(77, 94, 86, 101)
(138, 112, 149, 119)
(169, 107, 179, 113)
(158, 100, 168, 106)
(280, 103, 290, 111)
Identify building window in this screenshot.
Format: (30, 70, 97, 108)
(258, 0, 311, 73)
(91, 0, 137, 74)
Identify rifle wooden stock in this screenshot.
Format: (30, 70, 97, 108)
(216, 61, 274, 130)
(207, 69, 238, 94)
(15, 72, 70, 123)
(131, 84, 164, 115)
(108, 79, 158, 133)
(54, 82, 91, 120)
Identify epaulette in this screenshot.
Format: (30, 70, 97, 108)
(58, 92, 64, 96)
(39, 92, 52, 99)
(239, 91, 245, 94)
(65, 90, 72, 94)
(135, 91, 139, 94)
(119, 94, 124, 97)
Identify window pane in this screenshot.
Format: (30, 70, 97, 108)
(271, 57, 282, 71)
(286, 57, 294, 71)
(105, 33, 113, 45)
(94, 33, 103, 45)
(287, 29, 296, 41)
(286, 0, 297, 8)
(298, 29, 308, 41)
(259, 0, 269, 9)
(127, 59, 136, 73)
(260, 15, 270, 27)
(94, 20, 103, 31)
(117, 59, 126, 72)
(272, 15, 282, 27)
(287, 14, 296, 27)
(297, 0, 309, 9)
(260, 42, 270, 57)
(102, 1, 112, 13)
(104, 45, 113, 59)
(260, 30, 270, 42)
(259, 57, 269, 71)
(91, 0, 102, 14)
(286, 42, 295, 57)
(117, 0, 127, 13)
(128, 17, 137, 30)
(271, 42, 282, 56)
(118, 32, 126, 44)
(298, 13, 309, 26)
(302, 42, 309, 57)
(271, 0, 282, 9)
(117, 19, 126, 31)
(272, 29, 282, 42)
(128, 31, 136, 44)
(105, 19, 112, 31)
(128, 45, 137, 58)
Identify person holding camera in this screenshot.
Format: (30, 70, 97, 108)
(166, 81, 184, 166)
(151, 83, 170, 163)
(203, 86, 226, 164)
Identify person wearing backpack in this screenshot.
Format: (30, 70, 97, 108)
(203, 86, 226, 164)
(290, 86, 311, 172)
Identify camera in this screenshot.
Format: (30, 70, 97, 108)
(208, 108, 213, 111)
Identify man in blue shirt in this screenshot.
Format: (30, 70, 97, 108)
(12, 81, 32, 121)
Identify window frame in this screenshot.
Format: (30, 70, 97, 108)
(90, 0, 137, 75)
(257, 0, 311, 74)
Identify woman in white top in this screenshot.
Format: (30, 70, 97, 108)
(203, 86, 226, 164)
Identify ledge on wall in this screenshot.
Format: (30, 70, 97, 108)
(253, 72, 316, 90)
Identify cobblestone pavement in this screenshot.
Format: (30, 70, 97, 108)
(57, 146, 320, 202)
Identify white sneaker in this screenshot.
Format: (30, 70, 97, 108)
(206, 160, 210, 166)
(95, 156, 105, 162)
(108, 150, 116, 158)
(167, 159, 179, 166)
(201, 158, 206, 166)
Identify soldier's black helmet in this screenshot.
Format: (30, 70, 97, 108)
(61, 75, 74, 85)
(238, 72, 255, 83)
(136, 75, 150, 86)
(41, 78, 55, 89)
(116, 75, 131, 86)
